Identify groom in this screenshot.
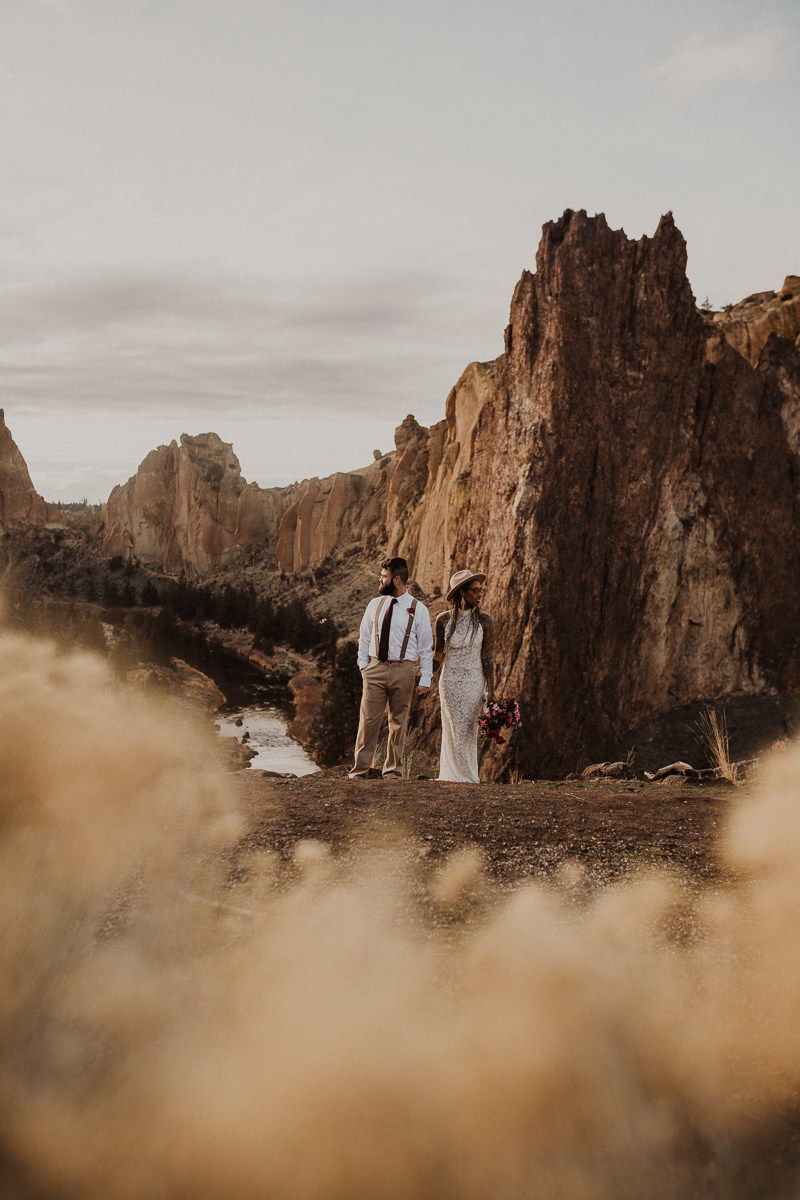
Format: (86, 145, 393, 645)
(348, 557, 433, 780)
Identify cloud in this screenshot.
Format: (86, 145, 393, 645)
(655, 18, 790, 95)
(0, 266, 500, 423)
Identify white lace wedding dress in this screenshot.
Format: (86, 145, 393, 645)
(438, 613, 485, 783)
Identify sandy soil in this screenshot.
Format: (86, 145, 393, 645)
(231, 770, 741, 888)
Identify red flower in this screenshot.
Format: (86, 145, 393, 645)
(480, 697, 521, 744)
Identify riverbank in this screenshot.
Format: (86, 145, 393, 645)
(164, 626, 318, 775)
(173, 618, 326, 756)
(177, 619, 311, 682)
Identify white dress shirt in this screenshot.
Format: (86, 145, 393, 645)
(357, 591, 434, 686)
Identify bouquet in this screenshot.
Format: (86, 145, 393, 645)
(479, 697, 522, 745)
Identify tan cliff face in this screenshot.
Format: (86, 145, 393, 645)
(99, 418, 440, 581)
(274, 414, 436, 575)
(711, 275, 800, 367)
(90, 214, 800, 778)
(416, 211, 800, 776)
(0, 409, 49, 530)
(101, 432, 285, 578)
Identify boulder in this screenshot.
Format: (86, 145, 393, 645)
(582, 762, 631, 779)
(712, 275, 800, 366)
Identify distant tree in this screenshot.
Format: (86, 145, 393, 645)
(141, 579, 160, 607)
(251, 596, 278, 652)
(215, 583, 250, 629)
(307, 641, 362, 766)
(313, 610, 338, 664)
(103, 578, 121, 607)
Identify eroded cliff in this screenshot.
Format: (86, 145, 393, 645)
(415, 211, 800, 776)
(101, 433, 285, 577)
(0, 410, 49, 530)
(94, 212, 800, 778)
(711, 275, 800, 366)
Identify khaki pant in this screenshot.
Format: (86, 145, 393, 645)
(349, 657, 416, 778)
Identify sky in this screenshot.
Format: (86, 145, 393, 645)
(0, 0, 798, 502)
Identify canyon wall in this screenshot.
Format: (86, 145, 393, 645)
(415, 211, 800, 776)
(100, 417, 438, 581)
(0, 409, 49, 530)
(712, 275, 800, 366)
(274, 418, 430, 574)
(101, 433, 286, 577)
(97, 213, 800, 778)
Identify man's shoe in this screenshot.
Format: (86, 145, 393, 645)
(382, 773, 403, 782)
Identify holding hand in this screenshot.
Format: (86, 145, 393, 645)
(416, 684, 430, 697)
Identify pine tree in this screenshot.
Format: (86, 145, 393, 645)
(141, 579, 160, 607)
(307, 641, 362, 766)
(103, 578, 121, 607)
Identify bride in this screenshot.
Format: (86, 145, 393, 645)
(433, 569, 495, 783)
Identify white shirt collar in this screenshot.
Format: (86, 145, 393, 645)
(377, 590, 413, 609)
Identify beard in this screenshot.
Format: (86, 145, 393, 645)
(379, 581, 398, 596)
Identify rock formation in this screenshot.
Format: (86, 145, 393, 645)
(99, 213, 800, 779)
(711, 275, 800, 366)
(101, 433, 285, 577)
(412, 211, 800, 777)
(102, 420, 436, 580)
(274, 415, 432, 574)
(0, 409, 49, 530)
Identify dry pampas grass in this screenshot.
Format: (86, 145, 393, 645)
(5, 626, 800, 1198)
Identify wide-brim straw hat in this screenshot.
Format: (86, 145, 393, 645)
(446, 568, 487, 601)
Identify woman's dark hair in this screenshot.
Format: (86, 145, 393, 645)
(381, 556, 408, 584)
(448, 582, 470, 609)
(444, 583, 480, 652)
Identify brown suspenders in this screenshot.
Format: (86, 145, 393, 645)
(373, 597, 418, 660)
(400, 602, 418, 659)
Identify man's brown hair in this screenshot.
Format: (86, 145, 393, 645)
(382, 557, 408, 584)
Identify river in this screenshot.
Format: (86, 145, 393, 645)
(172, 634, 318, 776)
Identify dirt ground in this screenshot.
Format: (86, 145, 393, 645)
(231, 769, 742, 890)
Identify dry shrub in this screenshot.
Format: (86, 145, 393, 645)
(370, 737, 387, 770)
(7, 627, 800, 1197)
(696, 705, 737, 782)
(286, 669, 324, 744)
(401, 730, 429, 779)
